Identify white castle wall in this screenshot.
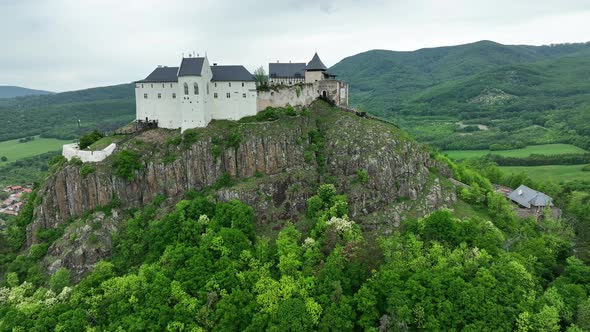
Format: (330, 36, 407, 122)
(62, 143, 117, 163)
(136, 81, 179, 127)
(210, 80, 257, 120)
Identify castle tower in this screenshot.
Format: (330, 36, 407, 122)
(304, 52, 328, 83)
(177, 56, 212, 131)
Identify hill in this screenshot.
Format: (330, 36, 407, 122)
(331, 40, 590, 115)
(0, 83, 135, 142)
(2, 102, 589, 331)
(0, 86, 53, 98)
(331, 41, 590, 154)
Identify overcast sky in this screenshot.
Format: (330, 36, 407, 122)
(2, 0, 590, 92)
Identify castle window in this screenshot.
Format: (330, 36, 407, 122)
(170, 84, 173, 88)
(242, 93, 246, 98)
(162, 84, 165, 88)
(151, 84, 153, 88)
(184, 83, 189, 95)
(207, 83, 209, 95)
(144, 93, 148, 99)
(241, 82, 244, 87)
(172, 93, 176, 99)
(141, 84, 144, 88)
(214, 93, 218, 98)
(214, 83, 217, 88)
(229, 82, 232, 87)
(194, 83, 199, 95)
(157, 93, 161, 99)
(226, 93, 231, 98)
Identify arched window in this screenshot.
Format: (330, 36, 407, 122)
(194, 83, 199, 95)
(206, 83, 209, 95)
(183, 83, 189, 95)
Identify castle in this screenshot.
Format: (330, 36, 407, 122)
(135, 52, 349, 132)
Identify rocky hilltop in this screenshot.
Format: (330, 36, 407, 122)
(27, 101, 456, 279)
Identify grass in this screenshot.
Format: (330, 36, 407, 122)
(443, 144, 587, 160)
(451, 199, 492, 220)
(88, 135, 126, 151)
(0, 136, 72, 166)
(500, 165, 590, 183)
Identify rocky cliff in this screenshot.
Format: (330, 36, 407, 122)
(27, 101, 456, 279)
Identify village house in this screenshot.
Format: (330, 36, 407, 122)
(0, 185, 31, 217)
(507, 184, 560, 219)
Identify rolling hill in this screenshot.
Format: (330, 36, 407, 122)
(331, 40, 590, 115)
(0, 86, 53, 98)
(331, 41, 590, 152)
(0, 83, 135, 142)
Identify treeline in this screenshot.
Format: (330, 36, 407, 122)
(483, 153, 590, 166)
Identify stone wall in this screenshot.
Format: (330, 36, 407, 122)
(256, 84, 318, 111)
(62, 143, 117, 163)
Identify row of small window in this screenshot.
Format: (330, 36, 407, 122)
(144, 93, 177, 99)
(143, 92, 248, 99)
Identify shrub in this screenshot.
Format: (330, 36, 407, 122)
(166, 136, 182, 146)
(79, 130, 104, 149)
(183, 130, 199, 147)
(285, 105, 297, 116)
(583, 165, 590, 172)
(256, 107, 279, 122)
(356, 169, 369, 184)
(80, 165, 95, 178)
(226, 132, 241, 149)
(162, 153, 176, 165)
(1, 156, 7, 162)
(113, 150, 144, 181)
(213, 172, 235, 189)
(69, 157, 83, 166)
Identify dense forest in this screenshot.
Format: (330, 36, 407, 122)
(0, 84, 135, 142)
(331, 41, 590, 151)
(1, 154, 590, 331)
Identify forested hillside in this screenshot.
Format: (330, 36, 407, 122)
(0, 86, 53, 99)
(2, 167, 590, 330)
(331, 41, 590, 152)
(0, 84, 134, 142)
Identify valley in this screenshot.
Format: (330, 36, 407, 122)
(0, 136, 72, 166)
(1, 39, 590, 331)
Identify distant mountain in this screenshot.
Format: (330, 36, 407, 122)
(331, 40, 590, 116)
(0, 83, 135, 142)
(0, 86, 53, 98)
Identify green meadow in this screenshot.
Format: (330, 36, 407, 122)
(443, 144, 587, 160)
(500, 164, 589, 183)
(0, 136, 71, 166)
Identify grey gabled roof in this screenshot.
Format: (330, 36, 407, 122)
(305, 52, 327, 71)
(136, 66, 179, 83)
(269, 62, 306, 78)
(178, 57, 205, 77)
(508, 184, 552, 208)
(211, 65, 255, 82)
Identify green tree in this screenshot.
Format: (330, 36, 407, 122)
(79, 130, 104, 149)
(49, 267, 71, 293)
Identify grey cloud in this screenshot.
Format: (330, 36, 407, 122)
(0, 0, 589, 91)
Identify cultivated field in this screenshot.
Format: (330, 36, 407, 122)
(500, 165, 590, 183)
(443, 144, 588, 160)
(0, 136, 71, 165)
